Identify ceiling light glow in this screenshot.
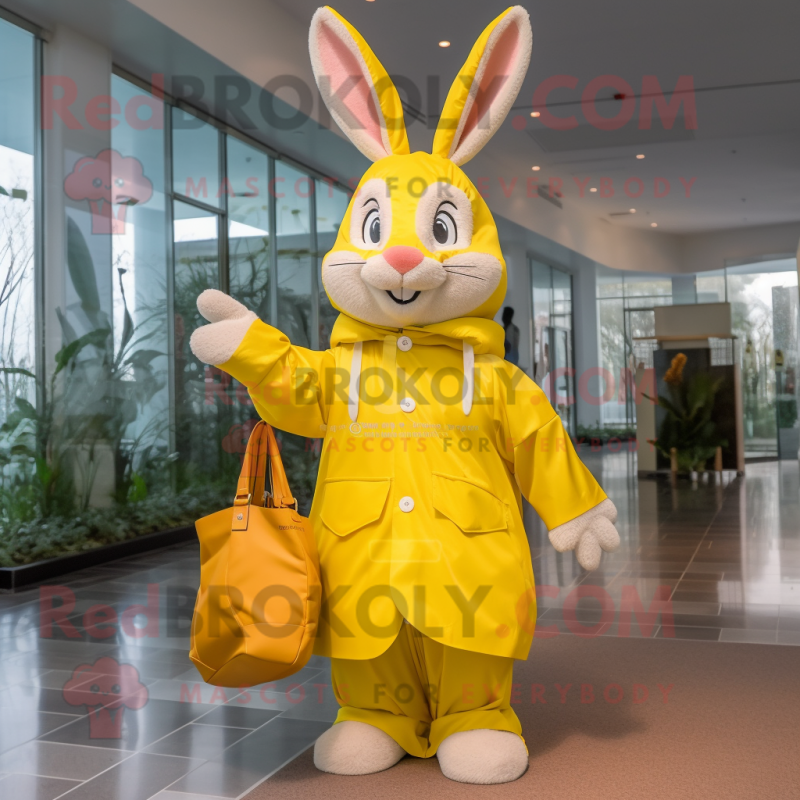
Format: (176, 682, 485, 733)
(531, 166, 540, 171)
(530, 111, 540, 117)
(636, 154, 645, 159)
(438, 40, 450, 48)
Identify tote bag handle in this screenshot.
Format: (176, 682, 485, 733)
(233, 422, 296, 510)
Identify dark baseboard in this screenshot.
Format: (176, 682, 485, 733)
(0, 526, 197, 593)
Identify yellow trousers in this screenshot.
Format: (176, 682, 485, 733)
(330, 623, 523, 758)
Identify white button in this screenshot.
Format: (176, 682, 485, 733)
(399, 496, 415, 512)
(399, 397, 416, 412)
(397, 336, 413, 352)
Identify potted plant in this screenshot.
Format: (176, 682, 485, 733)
(646, 353, 728, 475)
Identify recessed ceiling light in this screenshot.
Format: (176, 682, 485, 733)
(439, 40, 450, 48)
(636, 154, 645, 159)
(530, 111, 540, 118)
(651, 222, 658, 227)
(531, 166, 540, 171)
(589, 187, 597, 192)
(629, 208, 636, 213)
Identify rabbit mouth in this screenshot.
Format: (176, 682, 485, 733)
(386, 289, 422, 305)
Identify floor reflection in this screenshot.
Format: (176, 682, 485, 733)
(0, 450, 797, 798)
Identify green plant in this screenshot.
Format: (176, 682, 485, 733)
(777, 398, 798, 430)
(0, 486, 230, 567)
(575, 423, 636, 442)
(645, 353, 728, 473)
(0, 219, 166, 522)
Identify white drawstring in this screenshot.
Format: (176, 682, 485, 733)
(462, 342, 474, 416)
(348, 341, 362, 422)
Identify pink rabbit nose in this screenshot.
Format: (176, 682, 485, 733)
(383, 246, 424, 274)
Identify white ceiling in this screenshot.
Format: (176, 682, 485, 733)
(272, 0, 800, 234)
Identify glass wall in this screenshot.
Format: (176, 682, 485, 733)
(530, 259, 575, 435)
(0, 19, 37, 525)
(0, 33, 354, 566)
(163, 109, 351, 513)
(108, 74, 170, 508)
(726, 259, 799, 458)
(596, 261, 800, 459)
(596, 267, 673, 430)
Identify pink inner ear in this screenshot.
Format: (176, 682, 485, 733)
(459, 22, 521, 147)
(318, 22, 385, 151)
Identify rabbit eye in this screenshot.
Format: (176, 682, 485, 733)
(362, 207, 381, 245)
(433, 208, 457, 247)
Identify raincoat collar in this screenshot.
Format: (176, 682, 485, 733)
(330, 313, 505, 358)
(330, 313, 505, 421)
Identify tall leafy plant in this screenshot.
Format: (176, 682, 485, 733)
(646, 353, 728, 473)
(0, 218, 165, 520)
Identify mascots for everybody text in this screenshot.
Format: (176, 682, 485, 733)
(191, 5, 620, 784)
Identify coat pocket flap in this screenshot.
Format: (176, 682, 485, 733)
(321, 478, 391, 537)
(432, 473, 507, 533)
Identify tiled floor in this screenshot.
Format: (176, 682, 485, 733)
(1, 449, 798, 799)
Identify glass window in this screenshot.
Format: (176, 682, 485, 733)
(598, 298, 626, 427)
(172, 107, 222, 208)
(316, 180, 350, 349)
(530, 260, 575, 435)
(696, 269, 726, 303)
(0, 19, 37, 525)
(531, 259, 552, 383)
(726, 259, 799, 458)
(551, 266, 572, 330)
(110, 75, 170, 500)
(173, 200, 224, 487)
(0, 19, 36, 424)
(275, 161, 313, 348)
(227, 137, 270, 319)
(596, 265, 624, 298)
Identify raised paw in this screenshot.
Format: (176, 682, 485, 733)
(189, 289, 257, 366)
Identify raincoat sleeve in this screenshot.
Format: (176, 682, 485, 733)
(496, 362, 607, 530)
(218, 319, 334, 438)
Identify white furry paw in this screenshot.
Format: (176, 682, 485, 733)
(189, 289, 257, 366)
(313, 721, 405, 776)
(548, 498, 620, 571)
(437, 729, 528, 784)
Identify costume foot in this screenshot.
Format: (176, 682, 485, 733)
(314, 720, 405, 775)
(437, 729, 528, 784)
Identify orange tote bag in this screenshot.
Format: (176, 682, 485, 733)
(189, 421, 321, 687)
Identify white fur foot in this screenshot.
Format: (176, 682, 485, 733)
(314, 721, 405, 775)
(437, 729, 528, 784)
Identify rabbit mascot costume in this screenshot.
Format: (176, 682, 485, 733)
(191, 5, 619, 785)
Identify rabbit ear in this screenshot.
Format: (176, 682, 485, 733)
(432, 6, 532, 166)
(310, 6, 410, 162)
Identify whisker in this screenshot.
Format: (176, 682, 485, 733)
(444, 269, 487, 281)
(326, 261, 366, 267)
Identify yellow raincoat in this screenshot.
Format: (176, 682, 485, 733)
(219, 312, 607, 663)
(200, 3, 617, 758)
